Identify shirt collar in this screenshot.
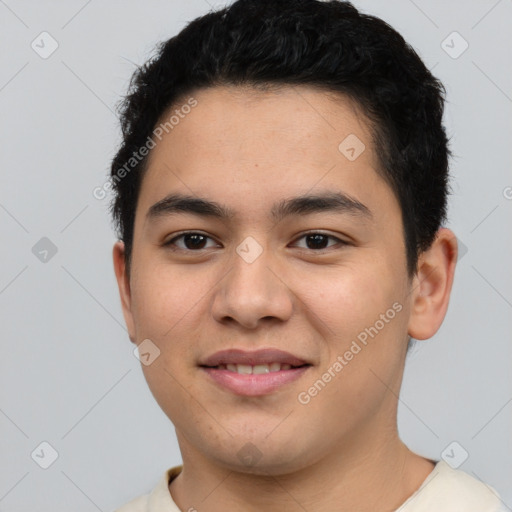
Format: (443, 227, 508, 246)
(147, 465, 183, 511)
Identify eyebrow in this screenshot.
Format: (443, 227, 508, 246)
(145, 191, 373, 224)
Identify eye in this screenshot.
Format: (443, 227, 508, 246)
(163, 232, 219, 251)
(163, 231, 348, 253)
(291, 232, 347, 251)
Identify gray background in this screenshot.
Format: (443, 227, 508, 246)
(1, 0, 511, 510)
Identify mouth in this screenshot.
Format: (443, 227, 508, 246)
(199, 347, 311, 368)
(201, 362, 310, 374)
(199, 360, 312, 396)
(198, 348, 313, 396)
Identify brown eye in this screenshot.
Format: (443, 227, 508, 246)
(164, 232, 218, 251)
(293, 232, 346, 251)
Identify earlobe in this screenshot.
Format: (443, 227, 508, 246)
(112, 240, 137, 343)
(407, 228, 458, 340)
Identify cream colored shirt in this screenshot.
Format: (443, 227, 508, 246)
(114, 460, 506, 512)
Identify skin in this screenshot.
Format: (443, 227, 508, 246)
(113, 85, 458, 512)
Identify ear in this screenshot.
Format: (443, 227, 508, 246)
(407, 228, 458, 340)
(112, 240, 137, 343)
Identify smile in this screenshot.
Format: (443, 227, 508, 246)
(215, 362, 300, 373)
(200, 364, 311, 396)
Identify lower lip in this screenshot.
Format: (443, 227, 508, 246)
(200, 366, 311, 396)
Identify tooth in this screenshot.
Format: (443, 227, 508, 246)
(222, 363, 296, 374)
(236, 364, 253, 374)
(253, 364, 270, 374)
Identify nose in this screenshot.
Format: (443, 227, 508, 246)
(211, 243, 294, 329)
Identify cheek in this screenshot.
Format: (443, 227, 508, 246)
(296, 271, 405, 425)
(140, 358, 198, 437)
(302, 266, 390, 336)
(301, 262, 405, 379)
(130, 262, 202, 339)
(131, 263, 211, 396)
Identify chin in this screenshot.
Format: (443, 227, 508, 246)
(205, 435, 317, 476)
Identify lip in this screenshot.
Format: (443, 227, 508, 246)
(199, 348, 310, 367)
(201, 366, 311, 396)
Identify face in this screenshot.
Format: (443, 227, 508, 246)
(113, 85, 437, 475)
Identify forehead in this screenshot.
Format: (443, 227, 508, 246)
(136, 85, 396, 226)
(151, 84, 375, 162)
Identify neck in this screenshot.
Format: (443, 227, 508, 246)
(169, 424, 435, 512)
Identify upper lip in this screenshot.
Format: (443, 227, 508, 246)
(200, 348, 310, 367)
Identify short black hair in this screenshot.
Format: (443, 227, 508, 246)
(109, 0, 452, 279)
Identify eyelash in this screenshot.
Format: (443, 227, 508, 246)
(162, 231, 348, 253)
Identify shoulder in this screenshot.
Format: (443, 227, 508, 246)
(113, 465, 183, 512)
(114, 493, 149, 512)
(397, 461, 504, 512)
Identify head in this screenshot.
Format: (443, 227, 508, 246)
(111, 0, 457, 474)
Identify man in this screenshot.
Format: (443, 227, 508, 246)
(110, 0, 505, 510)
